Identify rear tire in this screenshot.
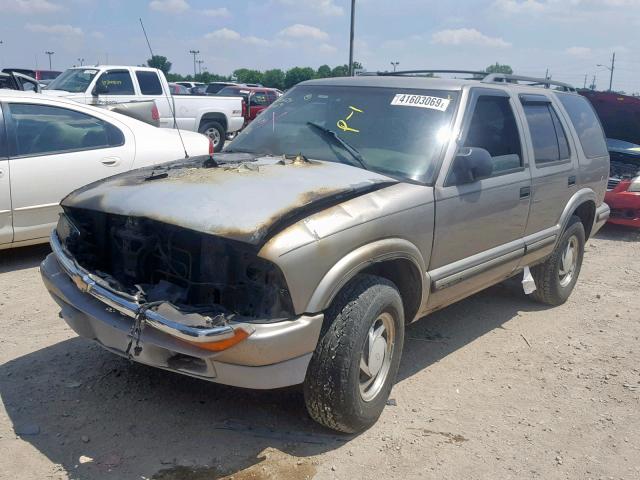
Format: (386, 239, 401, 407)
(530, 215, 585, 306)
(303, 274, 405, 433)
(199, 121, 225, 152)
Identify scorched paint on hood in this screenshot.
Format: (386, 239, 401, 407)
(62, 154, 397, 246)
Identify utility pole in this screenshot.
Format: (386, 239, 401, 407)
(45, 51, 54, 70)
(590, 75, 596, 90)
(544, 68, 549, 80)
(189, 49, 199, 78)
(197, 59, 204, 75)
(583, 74, 587, 89)
(609, 52, 615, 91)
(391, 61, 399, 72)
(597, 52, 615, 92)
(348, 0, 355, 76)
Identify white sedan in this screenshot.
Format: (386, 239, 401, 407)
(0, 91, 212, 250)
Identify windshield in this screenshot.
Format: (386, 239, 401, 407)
(227, 85, 459, 182)
(47, 68, 99, 92)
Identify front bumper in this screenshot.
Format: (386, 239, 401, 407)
(605, 190, 640, 227)
(41, 235, 324, 389)
(592, 202, 611, 236)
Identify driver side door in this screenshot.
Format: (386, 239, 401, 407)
(427, 88, 532, 311)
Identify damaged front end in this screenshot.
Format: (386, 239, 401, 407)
(53, 207, 296, 356)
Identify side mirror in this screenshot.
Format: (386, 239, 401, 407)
(92, 81, 108, 96)
(448, 147, 493, 186)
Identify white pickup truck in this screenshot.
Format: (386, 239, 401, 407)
(43, 65, 244, 151)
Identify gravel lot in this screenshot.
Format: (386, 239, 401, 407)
(0, 224, 638, 480)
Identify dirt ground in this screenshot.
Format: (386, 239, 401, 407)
(0, 224, 638, 480)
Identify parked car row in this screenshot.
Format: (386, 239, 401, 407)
(42, 65, 245, 151)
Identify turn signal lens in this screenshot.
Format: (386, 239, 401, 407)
(186, 327, 251, 352)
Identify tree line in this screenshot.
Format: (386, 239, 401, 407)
(147, 55, 364, 90)
(147, 55, 515, 89)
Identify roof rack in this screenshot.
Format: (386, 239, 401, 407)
(364, 70, 576, 92)
(482, 73, 576, 92)
(372, 69, 487, 79)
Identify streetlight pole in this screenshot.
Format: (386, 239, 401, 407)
(197, 59, 204, 75)
(44, 51, 54, 70)
(189, 49, 199, 78)
(391, 61, 399, 72)
(348, 0, 355, 76)
(77, 57, 84, 66)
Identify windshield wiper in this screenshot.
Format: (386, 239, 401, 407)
(306, 121, 369, 171)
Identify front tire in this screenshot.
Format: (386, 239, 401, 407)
(530, 215, 585, 305)
(303, 274, 405, 433)
(199, 121, 225, 152)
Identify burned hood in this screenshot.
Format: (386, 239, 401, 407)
(62, 154, 397, 246)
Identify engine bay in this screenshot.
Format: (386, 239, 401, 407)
(60, 208, 295, 322)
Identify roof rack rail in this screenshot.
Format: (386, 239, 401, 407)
(362, 69, 578, 92)
(373, 69, 487, 78)
(482, 73, 576, 92)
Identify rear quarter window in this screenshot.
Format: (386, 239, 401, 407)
(136, 71, 163, 95)
(557, 94, 608, 158)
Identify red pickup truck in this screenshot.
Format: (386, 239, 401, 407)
(216, 86, 280, 124)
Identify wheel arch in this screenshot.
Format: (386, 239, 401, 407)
(198, 112, 228, 132)
(557, 188, 598, 241)
(304, 238, 427, 323)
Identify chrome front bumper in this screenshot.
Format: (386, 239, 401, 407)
(50, 230, 241, 344)
(593, 202, 611, 236)
(43, 232, 324, 389)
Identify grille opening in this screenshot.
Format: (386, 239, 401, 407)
(61, 208, 295, 321)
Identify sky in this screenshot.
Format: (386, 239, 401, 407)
(0, 0, 639, 93)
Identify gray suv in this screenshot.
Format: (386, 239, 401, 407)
(41, 71, 610, 433)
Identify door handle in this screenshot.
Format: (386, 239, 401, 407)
(568, 175, 576, 187)
(520, 186, 531, 199)
(101, 157, 121, 167)
(0, 168, 4, 179)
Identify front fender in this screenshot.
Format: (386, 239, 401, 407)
(305, 238, 427, 314)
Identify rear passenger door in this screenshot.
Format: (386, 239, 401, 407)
(0, 105, 12, 245)
(519, 94, 579, 239)
(428, 89, 532, 310)
(5, 102, 133, 242)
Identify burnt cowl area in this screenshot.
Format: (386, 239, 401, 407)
(61, 208, 295, 322)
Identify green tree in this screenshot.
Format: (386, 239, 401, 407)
(284, 67, 316, 89)
(485, 63, 513, 74)
(147, 55, 172, 75)
(316, 64, 332, 79)
(331, 65, 349, 77)
(262, 69, 286, 90)
(233, 68, 264, 84)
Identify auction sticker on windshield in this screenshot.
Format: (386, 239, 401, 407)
(391, 94, 450, 112)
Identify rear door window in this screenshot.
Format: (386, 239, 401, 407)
(462, 95, 523, 176)
(557, 94, 608, 158)
(136, 71, 163, 95)
(523, 103, 571, 164)
(8, 103, 124, 157)
(96, 70, 135, 95)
